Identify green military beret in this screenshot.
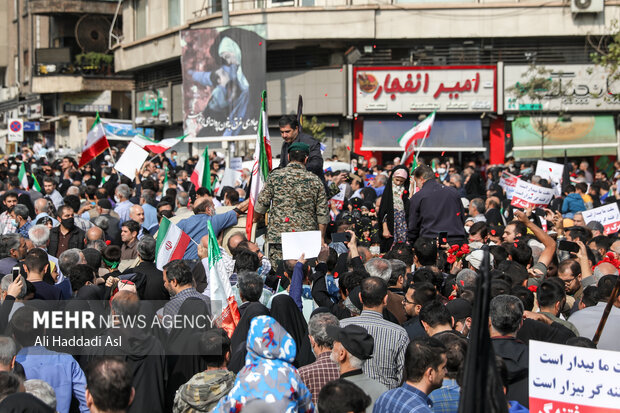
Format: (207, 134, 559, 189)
(288, 142, 310, 154)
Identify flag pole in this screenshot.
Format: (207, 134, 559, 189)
(592, 275, 620, 345)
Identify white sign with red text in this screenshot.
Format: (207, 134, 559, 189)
(510, 179, 555, 209)
(353, 66, 497, 113)
(499, 171, 518, 200)
(582, 203, 620, 235)
(529, 340, 620, 413)
(330, 183, 347, 211)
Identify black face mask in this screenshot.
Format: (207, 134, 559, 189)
(61, 217, 75, 231)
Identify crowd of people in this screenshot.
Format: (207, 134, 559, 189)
(0, 117, 619, 413)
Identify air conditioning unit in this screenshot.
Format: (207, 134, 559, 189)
(571, 0, 604, 13)
(18, 105, 28, 116)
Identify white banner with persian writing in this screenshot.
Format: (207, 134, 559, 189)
(510, 179, 555, 209)
(529, 340, 620, 413)
(505, 64, 620, 112)
(582, 203, 620, 235)
(353, 66, 497, 113)
(499, 171, 518, 200)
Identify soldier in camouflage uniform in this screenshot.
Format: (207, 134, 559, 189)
(254, 142, 329, 266)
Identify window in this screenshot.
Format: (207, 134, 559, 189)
(168, 0, 181, 27)
(23, 50, 29, 82)
(135, 0, 147, 40)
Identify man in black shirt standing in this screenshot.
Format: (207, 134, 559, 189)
(408, 164, 466, 246)
(24, 248, 62, 300)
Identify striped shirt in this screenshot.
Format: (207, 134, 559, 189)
(298, 351, 340, 406)
(340, 310, 409, 389)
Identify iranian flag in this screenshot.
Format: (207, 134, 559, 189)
(191, 147, 211, 192)
(207, 221, 240, 337)
(31, 173, 41, 192)
(155, 216, 192, 270)
(78, 113, 110, 168)
(399, 111, 435, 167)
(162, 166, 169, 194)
(18, 163, 29, 190)
(131, 134, 186, 154)
(246, 90, 272, 240)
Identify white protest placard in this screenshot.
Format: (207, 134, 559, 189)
(510, 179, 555, 209)
(499, 171, 518, 200)
(536, 160, 564, 184)
(115, 142, 149, 178)
(281, 230, 321, 260)
(536, 160, 564, 196)
(582, 203, 620, 235)
(229, 157, 243, 171)
(329, 183, 347, 211)
(529, 340, 620, 413)
(215, 168, 242, 196)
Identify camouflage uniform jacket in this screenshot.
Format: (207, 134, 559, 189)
(173, 369, 235, 413)
(255, 162, 329, 244)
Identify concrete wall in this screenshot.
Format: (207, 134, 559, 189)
(267, 68, 346, 116)
(114, 2, 620, 72)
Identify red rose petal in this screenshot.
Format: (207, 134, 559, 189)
(460, 280, 465, 286)
(456, 212, 460, 216)
(441, 151, 445, 156)
(259, 41, 262, 45)
(285, 217, 290, 223)
(397, 113, 402, 117)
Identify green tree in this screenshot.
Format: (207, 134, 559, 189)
(589, 20, 620, 100)
(301, 115, 327, 142)
(506, 65, 571, 159)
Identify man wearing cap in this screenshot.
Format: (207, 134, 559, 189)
(446, 298, 472, 337)
(326, 324, 387, 412)
(339, 277, 409, 389)
(255, 141, 329, 265)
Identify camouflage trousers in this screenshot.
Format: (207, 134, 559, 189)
(267, 243, 282, 269)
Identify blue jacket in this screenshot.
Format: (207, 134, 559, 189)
(561, 193, 586, 216)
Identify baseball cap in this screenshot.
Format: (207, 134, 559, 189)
(464, 249, 494, 270)
(326, 324, 374, 360)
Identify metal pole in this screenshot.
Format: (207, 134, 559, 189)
(222, 0, 230, 27)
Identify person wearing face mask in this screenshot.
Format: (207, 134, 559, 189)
(48, 205, 85, 258)
(378, 166, 411, 253)
(407, 164, 466, 247)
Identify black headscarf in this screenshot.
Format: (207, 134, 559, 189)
(378, 165, 411, 252)
(270, 294, 315, 368)
(228, 301, 270, 373)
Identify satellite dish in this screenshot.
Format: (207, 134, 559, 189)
(75, 15, 110, 53)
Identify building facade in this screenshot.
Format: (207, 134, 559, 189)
(2, 0, 619, 164)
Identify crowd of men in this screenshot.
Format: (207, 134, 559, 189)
(0, 119, 619, 413)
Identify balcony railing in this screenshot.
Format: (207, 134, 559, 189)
(35, 49, 117, 77)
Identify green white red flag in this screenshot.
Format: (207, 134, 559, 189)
(162, 166, 169, 194)
(191, 147, 211, 192)
(18, 162, 29, 190)
(246, 90, 272, 240)
(78, 113, 110, 168)
(207, 221, 240, 337)
(155, 216, 192, 270)
(31, 173, 41, 192)
(399, 111, 435, 167)
(131, 134, 186, 154)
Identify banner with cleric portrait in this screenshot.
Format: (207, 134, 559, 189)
(181, 28, 266, 140)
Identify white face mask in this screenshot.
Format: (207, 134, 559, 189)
(114, 195, 120, 203)
(437, 168, 446, 175)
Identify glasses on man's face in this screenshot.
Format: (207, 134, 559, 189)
(402, 297, 415, 305)
(559, 276, 577, 285)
